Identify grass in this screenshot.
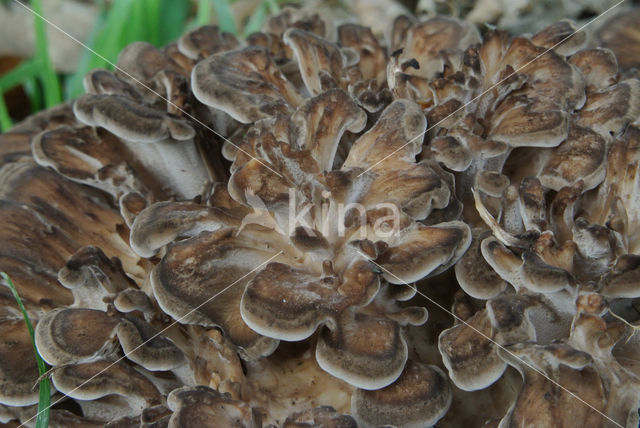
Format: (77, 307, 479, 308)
(0, 0, 283, 133)
(1, 272, 50, 428)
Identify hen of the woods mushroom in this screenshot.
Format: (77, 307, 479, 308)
(1, 5, 639, 428)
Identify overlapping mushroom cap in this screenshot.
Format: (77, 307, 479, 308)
(132, 22, 471, 400)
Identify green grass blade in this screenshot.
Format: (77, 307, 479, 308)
(24, 76, 43, 113)
(265, 0, 280, 15)
(211, 0, 238, 35)
(0, 60, 42, 92)
(146, 0, 161, 46)
(159, 0, 190, 43)
(196, 0, 212, 26)
(126, 0, 148, 44)
(243, 2, 267, 36)
(1, 272, 50, 428)
(0, 95, 12, 132)
(30, 0, 61, 108)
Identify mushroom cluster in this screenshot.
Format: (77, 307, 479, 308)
(1, 5, 639, 428)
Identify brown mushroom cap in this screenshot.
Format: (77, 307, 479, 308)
(438, 308, 505, 391)
(151, 228, 279, 358)
(114, 41, 187, 98)
(531, 19, 586, 56)
(116, 316, 185, 371)
(72, 92, 212, 199)
(35, 308, 120, 366)
(283, 28, 348, 96)
(240, 261, 378, 343)
(576, 79, 640, 140)
(439, 295, 534, 391)
(289, 88, 367, 172)
(177, 25, 239, 60)
(569, 48, 619, 93)
(340, 99, 455, 221)
(166, 386, 261, 428)
(73, 94, 194, 143)
(0, 103, 76, 166)
(378, 221, 471, 284)
(83, 68, 143, 101)
(129, 200, 239, 258)
(455, 228, 508, 299)
(113, 289, 152, 313)
(32, 125, 146, 199)
(191, 46, 304, 123)
(351, 360, 452, 428)
(391, 16, 480, 80)
(0, 160, 142, 322)
(58, 246, 136, 311)
(315, 308, 408, 391)
(51, 359, 161, 408)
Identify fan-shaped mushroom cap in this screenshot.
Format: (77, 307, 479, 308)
(283, 28, 348, 96)
(58, 246, 136, 310)
(351, 360, 452, 428)
(191, 46, 304, 123)
(0, 103, 75, 166)
(83, 69, 143, 100)
(0, 161, 141, 307)
(51, 360, 162, 411)
(116, 317, 185, 371)
(177, 25, 239, 60)
(480, 234, 574, 294)
(455, 228, 508, 299)
(240, 261, 379, 342)
(583, 125, 640, 253)
(439, 295, 534, 391)
(340, 99, 455, 221)
(167, 386, 261, 428)
(531, 19, 586, 56)
(569, 48, 619, 93)
(289, 88, 367, 172)
(72, 93, 213, 199)
(114, 41, 187, 98)
(539, 126, 606, 191)
(151, 228, 279, 358)
(130, 200, 239, 258)
(73, 94, 194, 143)
(576, 79, 640, 140)
(377, 221, 471, 284)
(113, 289, 152, 313)
(283, 406, 357, 428)
(390, 16, 480, 79)
(240, 257, 419, 390)
(315, 307, 408, 391)
(32, 125, 146, 199)
(438, 308, 504, 391)
(35, 308, 120, 366)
